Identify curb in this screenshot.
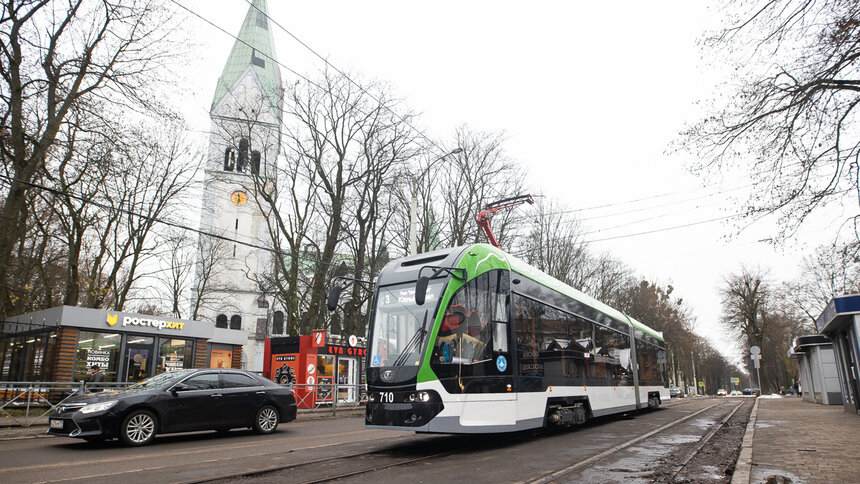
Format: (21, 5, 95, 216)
(731, 397, 759, 484)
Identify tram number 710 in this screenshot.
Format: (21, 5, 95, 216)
(380, 392, 395, 403)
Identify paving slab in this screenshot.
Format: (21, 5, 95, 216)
(746, 396, 860, 484)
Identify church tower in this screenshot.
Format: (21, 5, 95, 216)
(198, 0, 284, 371)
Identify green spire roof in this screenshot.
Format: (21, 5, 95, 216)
(211, 0, 282, 117)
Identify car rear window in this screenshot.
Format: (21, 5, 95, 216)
(221, 372, 260, 388)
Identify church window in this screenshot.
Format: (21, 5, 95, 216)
(237, 138, 249, 173)
(273, 311, 284, 335)
(251, 49, 265, 68)
(233, 245, 236, 257)
(224, 147, 236, 171)
(235, 218, 238, 230)
(215, 314, 228, 329)
(230, 315, 242, 330)
(251, 150, 261, 174)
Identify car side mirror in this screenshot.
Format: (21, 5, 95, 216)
(170, 382, 189, 394)
(415, 276, 430, 306)
(327, 285, 344, 312)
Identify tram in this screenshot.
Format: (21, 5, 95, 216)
(331, 243, 669, 433)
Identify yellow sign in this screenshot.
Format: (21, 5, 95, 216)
(106, 313, 118, 326)
(230, 190, 248, 207)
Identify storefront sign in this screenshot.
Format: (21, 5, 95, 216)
(312, 329, 326, 348)
(322, 344, 366, 357)
(275, 355, 296, 362)
(106, 313, 185, 331)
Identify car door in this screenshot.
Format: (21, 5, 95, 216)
(219, 372, 267, 428)
(164, 372, 222, 432)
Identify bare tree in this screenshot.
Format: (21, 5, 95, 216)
(0, 0, 182, 316)
(681, 0, 860, 241)
(517, 200, 589, 287)
(441, 126, 524, 248)
(785, 241, 860, 331)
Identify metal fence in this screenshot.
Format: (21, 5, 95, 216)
(0, 380, 366, 427)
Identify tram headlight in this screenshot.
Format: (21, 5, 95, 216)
(367, 393, 376, 402)
(407, 391, 431, 402)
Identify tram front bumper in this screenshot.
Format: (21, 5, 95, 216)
(365, 400, 444, 427)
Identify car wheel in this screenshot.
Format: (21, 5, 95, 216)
(253, 405, 279, 434)
(120, 410, 157, 446)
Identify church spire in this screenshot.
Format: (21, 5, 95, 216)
(211, 0, 282, 118)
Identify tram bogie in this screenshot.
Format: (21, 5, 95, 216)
(329, 243, 670, 434)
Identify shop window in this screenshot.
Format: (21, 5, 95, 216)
(215, 314, 228, 328)
(75, 331, 121, 382)
(158, 338, 193, 374)
(230, 314, 242, 330)
(272, 311, 284, 335)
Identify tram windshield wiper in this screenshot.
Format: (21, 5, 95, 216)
(392, 310, 429, 367)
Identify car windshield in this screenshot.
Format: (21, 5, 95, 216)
(368, 279, 447, 368)
(130, 369, 195, 390)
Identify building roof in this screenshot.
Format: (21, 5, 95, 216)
(815, 294, 860, 334)
(211, 0, 282, 117)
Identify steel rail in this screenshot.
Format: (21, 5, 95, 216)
(524, 400, 724, 484)
(660, 400, 747, 481)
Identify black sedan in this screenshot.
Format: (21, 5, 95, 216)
(48, 368, 297, 446)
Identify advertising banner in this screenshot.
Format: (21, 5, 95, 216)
(271, 354, 297, 384)
(210, 349, 233, 368)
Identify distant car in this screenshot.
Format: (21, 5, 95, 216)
(742, 388, 760, 396)
(47, 368, 297, 446)
(669, 387, 683, 398)
(717, 388, 727, 396)
(730, 390, 742, 396)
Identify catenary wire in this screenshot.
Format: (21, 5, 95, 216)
(170, 0, 455, 163)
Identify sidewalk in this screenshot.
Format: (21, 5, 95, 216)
(733, 396, 860, 484)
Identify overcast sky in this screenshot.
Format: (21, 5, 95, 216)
(177, 0, 845, 366)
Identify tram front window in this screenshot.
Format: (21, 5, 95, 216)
(369, 280, 447, 369)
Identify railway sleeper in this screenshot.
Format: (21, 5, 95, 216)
(546, 402, 588, 427)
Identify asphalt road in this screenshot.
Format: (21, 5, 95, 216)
(0, 398, 745, 484)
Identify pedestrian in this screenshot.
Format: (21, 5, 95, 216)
(789, 385, 795, 396)
(90, 364, 105, 392)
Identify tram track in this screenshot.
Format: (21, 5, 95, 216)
(524, 398, 753, 484)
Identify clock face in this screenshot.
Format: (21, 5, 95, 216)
(230, 190, 248, 207)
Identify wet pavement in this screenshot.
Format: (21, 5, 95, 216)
(734, 396, 860, 484)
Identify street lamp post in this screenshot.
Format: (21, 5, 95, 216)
(408, 148, 463, 255)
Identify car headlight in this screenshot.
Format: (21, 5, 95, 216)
(80, 401, 118, 414)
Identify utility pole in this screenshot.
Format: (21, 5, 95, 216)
(407, 148, 462, 255)
(690, 350, 698, 396)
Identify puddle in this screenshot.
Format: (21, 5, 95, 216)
(751, 466, 805, 484)
(655, 434, 700, 445)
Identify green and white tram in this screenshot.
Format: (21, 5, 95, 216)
(345, 243, 669, 433)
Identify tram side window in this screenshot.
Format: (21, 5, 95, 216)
(595, 325, 633, 386)
(635, 340, 662, 386)
(432, 270, 509, 368)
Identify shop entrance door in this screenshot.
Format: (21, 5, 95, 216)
(125, 336, 154, 383)
(337, 357, 357, 403)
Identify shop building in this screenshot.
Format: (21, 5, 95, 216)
(263, 331, 366, 408)
(815, 295, 860, 414)
(787, 335, 843, 405)
(1, 306, 246, 383)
